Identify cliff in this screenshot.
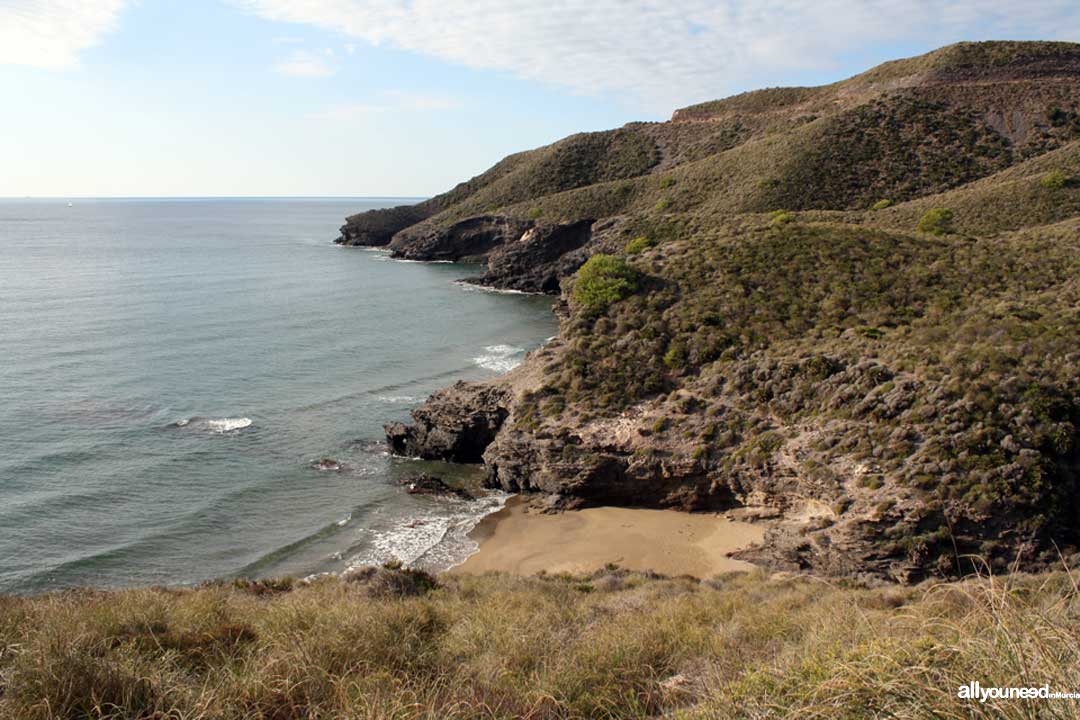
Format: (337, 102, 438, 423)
(356, 41, 1080, 582)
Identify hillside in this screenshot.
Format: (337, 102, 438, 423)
(350, 41, 1080, 582)
(338, 40, 1080, 255)
(3, 566, 1080, 718)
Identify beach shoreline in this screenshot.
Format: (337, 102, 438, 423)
(449, 496, 764, 578)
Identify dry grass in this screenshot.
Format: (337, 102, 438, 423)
(2, 567, 1080, 719)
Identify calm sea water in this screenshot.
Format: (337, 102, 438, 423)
(0, 198, 556, 594)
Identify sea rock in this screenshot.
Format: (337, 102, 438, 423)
(313, 458, 344, 471)
(384, 381, 511, 462)
(399, 473, 475, 500)
(389, 215, 533, 262)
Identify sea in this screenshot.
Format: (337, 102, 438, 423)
(0, 198, 557, 594)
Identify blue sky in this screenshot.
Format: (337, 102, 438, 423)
(2, 1, 1077, 197)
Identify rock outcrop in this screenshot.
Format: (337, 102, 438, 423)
(398, 473, 476, 500)
(389, 216, 533, 262)
(384, 382, 511, 463)
(336, 205, 431, 247)
(472, 219, 595, 294)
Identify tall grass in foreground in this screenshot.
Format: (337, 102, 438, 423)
(1, 566, 1078, 719)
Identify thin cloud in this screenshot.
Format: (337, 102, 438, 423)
(310, 92, 463, 120)
(308, 101, 380, 120)
(274, 49, 336, 77)
(386, 91, 462, 111)
(0, 0, 127, 68)
(235, 0, 1080, 110)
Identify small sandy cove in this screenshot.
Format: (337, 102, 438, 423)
(450, 497, 764, 577)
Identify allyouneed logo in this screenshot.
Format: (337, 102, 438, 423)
(958, 682, 1080, 702)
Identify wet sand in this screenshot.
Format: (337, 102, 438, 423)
(450, 497, 764, 577)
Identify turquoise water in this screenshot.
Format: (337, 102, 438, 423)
(0, 198, 556, 594)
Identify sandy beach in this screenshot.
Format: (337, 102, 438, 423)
(450, 497, 765, 577)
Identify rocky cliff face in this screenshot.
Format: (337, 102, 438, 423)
(473, 219, 594, 293)
(389, 215, 534, 263)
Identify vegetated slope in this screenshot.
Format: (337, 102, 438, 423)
(3, 567, 1080, 719)
(868, 139, 1080, 235)
(338, 40, 1080, 247)
(363, 41, 1080, 580)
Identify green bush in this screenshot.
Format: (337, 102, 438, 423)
(916, 207, 955, 235)
(770, 210, 795, 225)
(654, 198, 671, 212)
(572, 254, 640, 310)
(527, 207, 543, 220)
(659, 176, 677, 188)
(624, 236, 656, 255)
(871, 199, 893, 210)
(1040, 171, 1069, 190)
(663, 344, 687, 369)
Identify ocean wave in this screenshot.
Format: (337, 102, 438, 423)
(376, 395, 420, 404)
(345, 491, 511, 572)
(473, 344, 525, 372)
(206, 417, 252, 433)
(168, 416, 253, 433)
(451, 280, 545, 296)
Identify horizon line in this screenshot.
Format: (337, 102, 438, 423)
(0, 195, 429, 201)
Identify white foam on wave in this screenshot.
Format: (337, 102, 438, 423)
(452, 280, 540, 296)
(345, 491, 511, 573)
(377, 256, 454, 264)
(206, 417, 252, 433)
(377, 395, 420, 404)
(473, 344, 525, 372)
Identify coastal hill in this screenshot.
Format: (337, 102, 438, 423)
(349, 41, 1080, 582)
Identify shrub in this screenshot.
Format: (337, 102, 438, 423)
(654, 198, 671, 212)
(916, 207, 955, 235)
(1040, 171, 1069, 190)
(871, 199, 893, 210)
(663, 344, 687, 369)
(572, 254, 640, 310)
(625, 235, 656, 254)
(527, 206, 543, 219)
(770, 210, 795, 225)
(660, 176, 677, 188)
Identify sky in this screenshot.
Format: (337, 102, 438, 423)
(1, 1, 1078, 197)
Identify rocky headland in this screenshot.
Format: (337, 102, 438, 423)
(342, 41, 1080, 582)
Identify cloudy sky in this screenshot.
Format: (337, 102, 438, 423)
(2, 0, 1077, 197)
